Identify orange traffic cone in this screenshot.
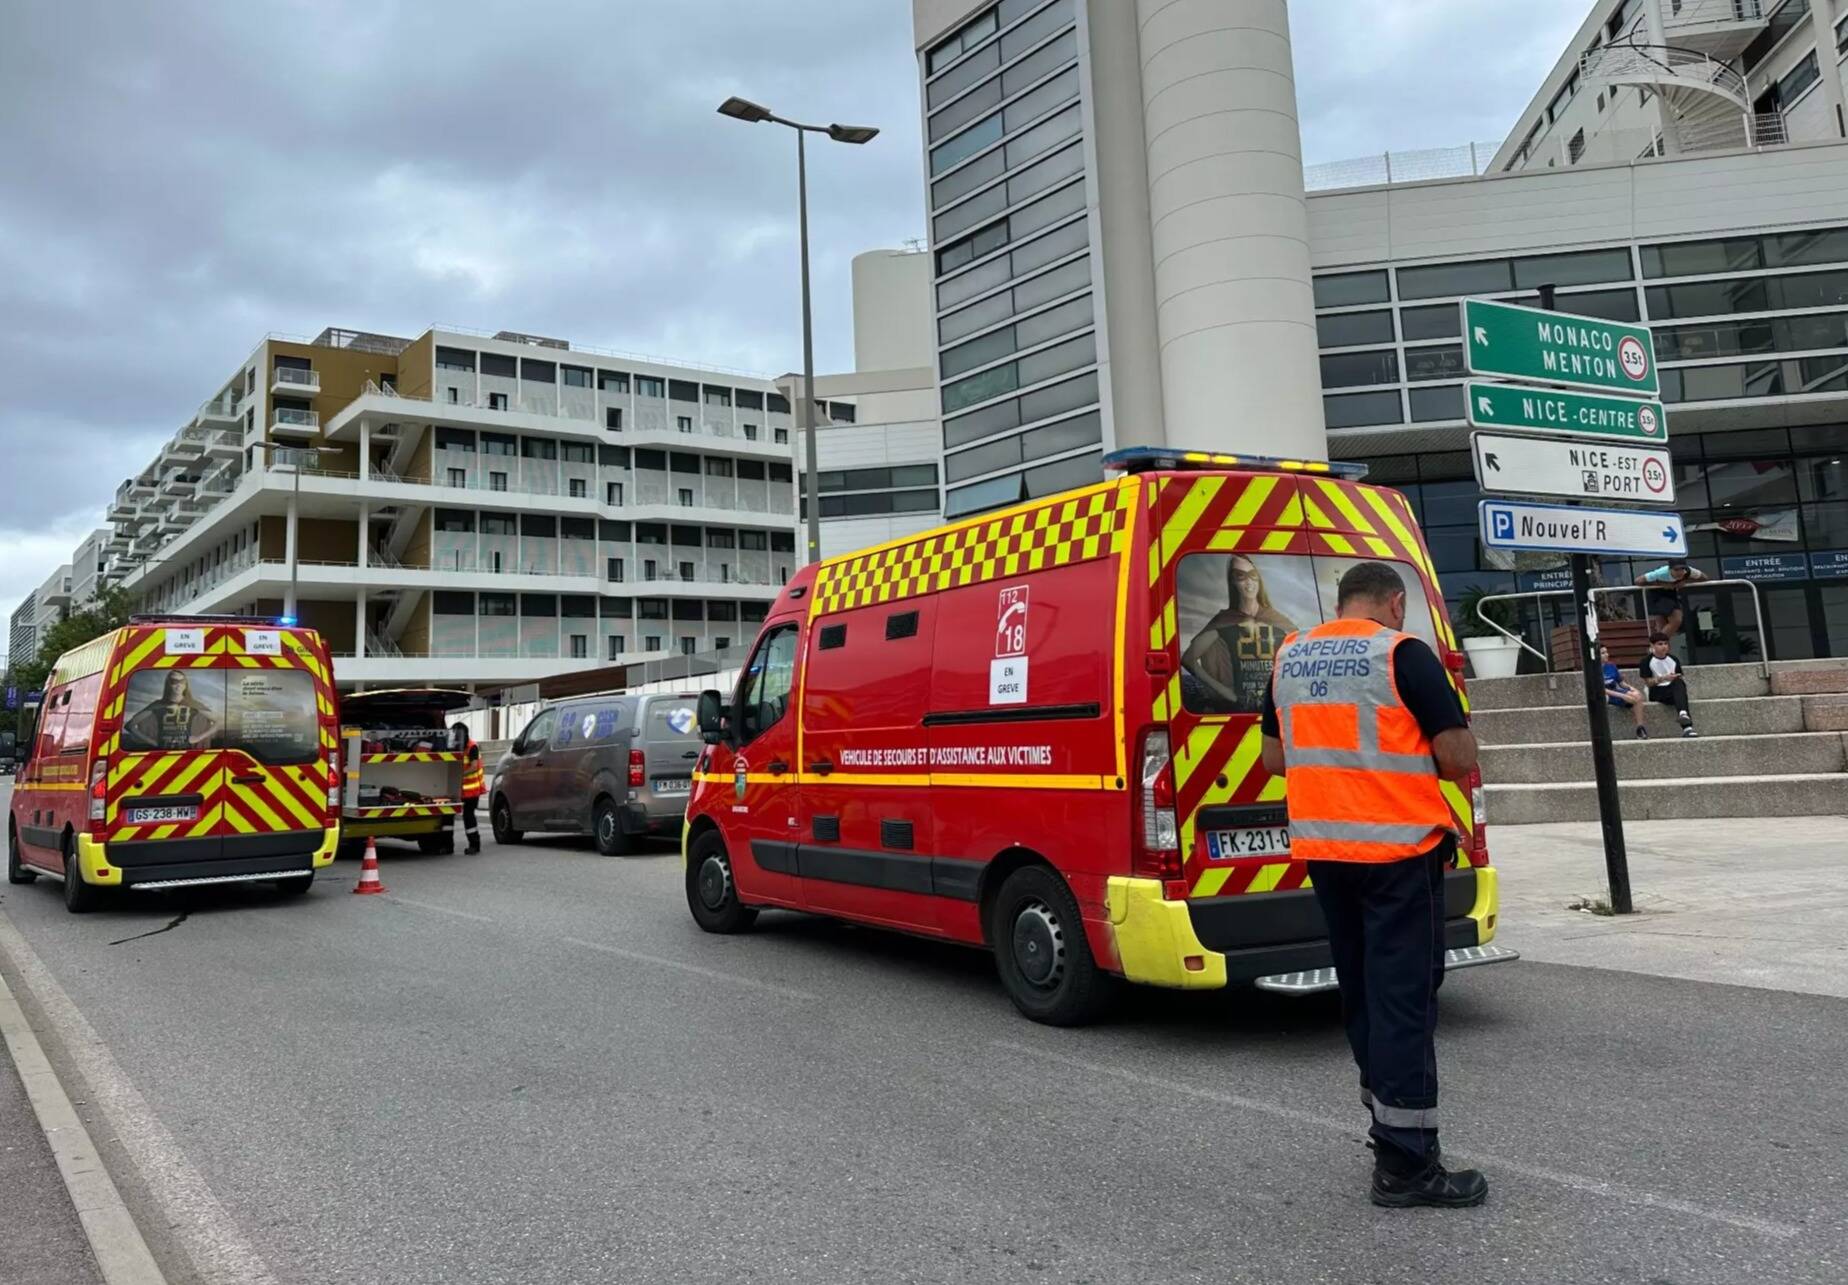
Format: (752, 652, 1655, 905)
(353, 838, 387, 895)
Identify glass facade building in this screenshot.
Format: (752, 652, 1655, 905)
(1317, 223, 1848, 661)
(924, 0, 1105, 519)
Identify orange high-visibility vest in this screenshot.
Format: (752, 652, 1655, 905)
(461, 743, 486, 799)
(1270, 618, 1454, 863)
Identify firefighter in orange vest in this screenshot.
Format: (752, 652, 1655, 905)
(452, 722, 486, 854)
(1260, 561, 1485, 1209)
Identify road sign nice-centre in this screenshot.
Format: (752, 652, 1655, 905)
(1464, 298, 1659, 396)
(1471, 431, 1676, 504)
(1465, 380, 1666, 443)
(1480, 498, 1688, 557)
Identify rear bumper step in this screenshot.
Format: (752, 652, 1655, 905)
(1254, 944, 1519, 995)
(130, 870, 313, 891)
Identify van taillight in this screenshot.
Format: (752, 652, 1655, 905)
(326, 749, 342, 813)
(1470, 772, 1489, 865)
(88, 758, 109, 834)
(629, 749, 645, 788)
(1134, 727, 1181, 882)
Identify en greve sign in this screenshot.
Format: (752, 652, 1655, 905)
(1464, 380, 1666, 444)
(1471, 432, 1676, 505)
(1463, 298, 1659, 397)
(1479, 498, 1688, 558)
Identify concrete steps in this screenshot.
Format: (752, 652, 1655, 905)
(1470, 660, 1848, 822)
(1486, 774, 1848, 825)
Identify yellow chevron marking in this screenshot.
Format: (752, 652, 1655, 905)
(1205, 528, 1245, 551)
(185, 802, 224, 838)
(159, 755, 219, 800)
(230, 786, 287, 831)
(1193, 867, 1234, 899)
(1273, 492, 1304, 528)
(1323, 533, 1358, 556)
(263, 781, 320, 830)
(1172, 721, 1226, 795)
(1300, 494, 1336, 530)
(119, 754, 181, 797)
(1259, 773, 1287, 802)
(1223, 475, 1279, 529)
(1247, 862, 1289, 894)
(1152, 476, 1224, 584)
(222, 799, 259, 833)
(1260, 530, 1295, 552)
(112, 631, 166, 685)
(1315, 479, 1379, 535)
(1363, 536, 1394, 557)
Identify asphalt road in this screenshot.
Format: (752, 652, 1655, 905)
(3, 787, 1845, 1284)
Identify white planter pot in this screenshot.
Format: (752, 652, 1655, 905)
(1462, 635, 1523, 680)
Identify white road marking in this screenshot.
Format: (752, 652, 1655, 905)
(0, 962, 167, 1284)
(391, 897, 494, 923)
(992, 1039, 1800, 1241)
(562, 936, 819, 1002)
(0, 912, 283, 1285)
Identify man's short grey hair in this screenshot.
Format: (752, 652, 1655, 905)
(1336, 561, 1406, 610)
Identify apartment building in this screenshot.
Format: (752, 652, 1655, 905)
(6, 564, 74, 676)
(98, 326, 858, 689)
(1498, 0, 1847, 171)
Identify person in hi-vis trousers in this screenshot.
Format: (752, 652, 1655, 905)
(452, 722, 485, 854)
(1260, 561, 1487, 1208)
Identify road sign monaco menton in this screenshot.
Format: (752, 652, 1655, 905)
(1471, 432, 1676, 504)
(1464, 380, 1666, 443)
(1464, 298, 1659, 397)
(1480, 498, 1688, 557)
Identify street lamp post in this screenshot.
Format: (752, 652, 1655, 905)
(717, 95, 878, 566)
(254, 441, 342, 622)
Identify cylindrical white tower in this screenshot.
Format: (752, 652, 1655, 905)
(1137, 0, 1326, 460)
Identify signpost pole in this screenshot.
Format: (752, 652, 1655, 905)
(1538, 283, 1635, 914)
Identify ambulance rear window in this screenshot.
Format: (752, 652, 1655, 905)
(1173, 554, 1440, 716)
(120, 669, 320, 764)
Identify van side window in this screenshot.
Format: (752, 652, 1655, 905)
(58, 673, 103, 757)
(818, 623, 847, 650)
(519, 708, 557, 753)
(737, 624, 799, 745)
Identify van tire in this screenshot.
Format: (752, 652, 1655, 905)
(63, 842, 102, 915)
(491, 797, 522, 846)
(593, 797, 630, 857)
(417, 835, 449, 855)
(275, 874, 313, 896)
(7, 826, 35, 884)
(687, 832, 756, 934)
(988, 865, 1115, 1027)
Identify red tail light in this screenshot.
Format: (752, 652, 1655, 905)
(88, 758, 109, 837)
(628, 749, 645, 788)
(326, 747, 342, 814)
(1134, 726, 1181, 882)
(1469, 768, 1489, 865)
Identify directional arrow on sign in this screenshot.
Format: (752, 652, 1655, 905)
(1474, 326, 1489, 346)
(1471, 432, 1677, 504)
(1483, 452, 1501, 471)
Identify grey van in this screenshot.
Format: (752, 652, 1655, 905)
(490, 692, 702, 854)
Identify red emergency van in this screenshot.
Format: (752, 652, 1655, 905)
(7, 615, 342, 911)
(683, 449, 1509, 1024)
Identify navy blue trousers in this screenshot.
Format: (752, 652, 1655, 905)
(1308, 837, 1452, 1172)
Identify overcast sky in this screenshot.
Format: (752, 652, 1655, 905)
(0, 0, 1584, 644)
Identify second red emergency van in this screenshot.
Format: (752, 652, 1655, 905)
(684, 449, 1509, 1024)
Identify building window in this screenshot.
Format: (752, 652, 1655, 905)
(636, 376, 665, 398)
(774, 427, 788, 444)
(742, 424, 759, 440)
(606, 407, 623, 431)
(606, 482, 623, 506)
(677, 416, 693, 433)
(645, 635, 662, 652)
(447, 388, 459, 404)
(569, 634, 588, 658)
(607, 636, 624, 661)
(447, 468, 467, 488)
(489, 393, 508, 411)
(569, 479, 587, 498)
(679, 637, 697, 656)
(676, 560, 694, 581)
(644, 559, 658, 580)
(678, 488, 694, 507)
(608, 557, 624, 582)
(490, 471, 508, 491)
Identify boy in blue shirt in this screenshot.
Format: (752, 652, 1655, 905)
(1601, 644, 1648, 739)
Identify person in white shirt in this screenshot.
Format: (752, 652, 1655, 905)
(1639, 633, 1698, 738)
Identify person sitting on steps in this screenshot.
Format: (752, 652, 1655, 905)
(1601, 644, 1649, 739)
(1638, 633, 1698, 738)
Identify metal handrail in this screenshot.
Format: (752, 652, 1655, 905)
(273, 366, 320, 387)
(1580, 40, 1748, 106)
(1664, 0, 1766, 30)
(1476, 577, 1771, 676)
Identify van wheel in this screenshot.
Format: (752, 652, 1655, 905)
(988, 865, 1115, 1027)
(491, 797, 522, 845)
(687, 832, 756, 934)
(63, 842, 102, 915)
(593, 797, 630, 856)
(7, 827, 35, 884)
(7, 824, 35, 883)
(416, 835, 450, 855)
(275, 874, 313, 897)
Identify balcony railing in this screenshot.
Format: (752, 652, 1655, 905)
(1580, 41, 1748, 107)
(273, 366, 320, 390)
(1664, 0, 1766, 30)
(270, 407, 321, 433)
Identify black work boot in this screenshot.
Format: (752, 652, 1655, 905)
(466, 833, 482, 854)
(1371, 1160, 1489, 1209)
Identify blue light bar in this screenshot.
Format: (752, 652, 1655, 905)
(1103, 446, 1369, 481)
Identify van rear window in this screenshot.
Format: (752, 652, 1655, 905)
(120, 669, 320, 764)
(1174, 554, 1440, 716)
(650, 702, 698, 738)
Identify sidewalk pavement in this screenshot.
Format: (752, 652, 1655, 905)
(0, 1038, 105, 1285)
(1491, 815, 1848, 999)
